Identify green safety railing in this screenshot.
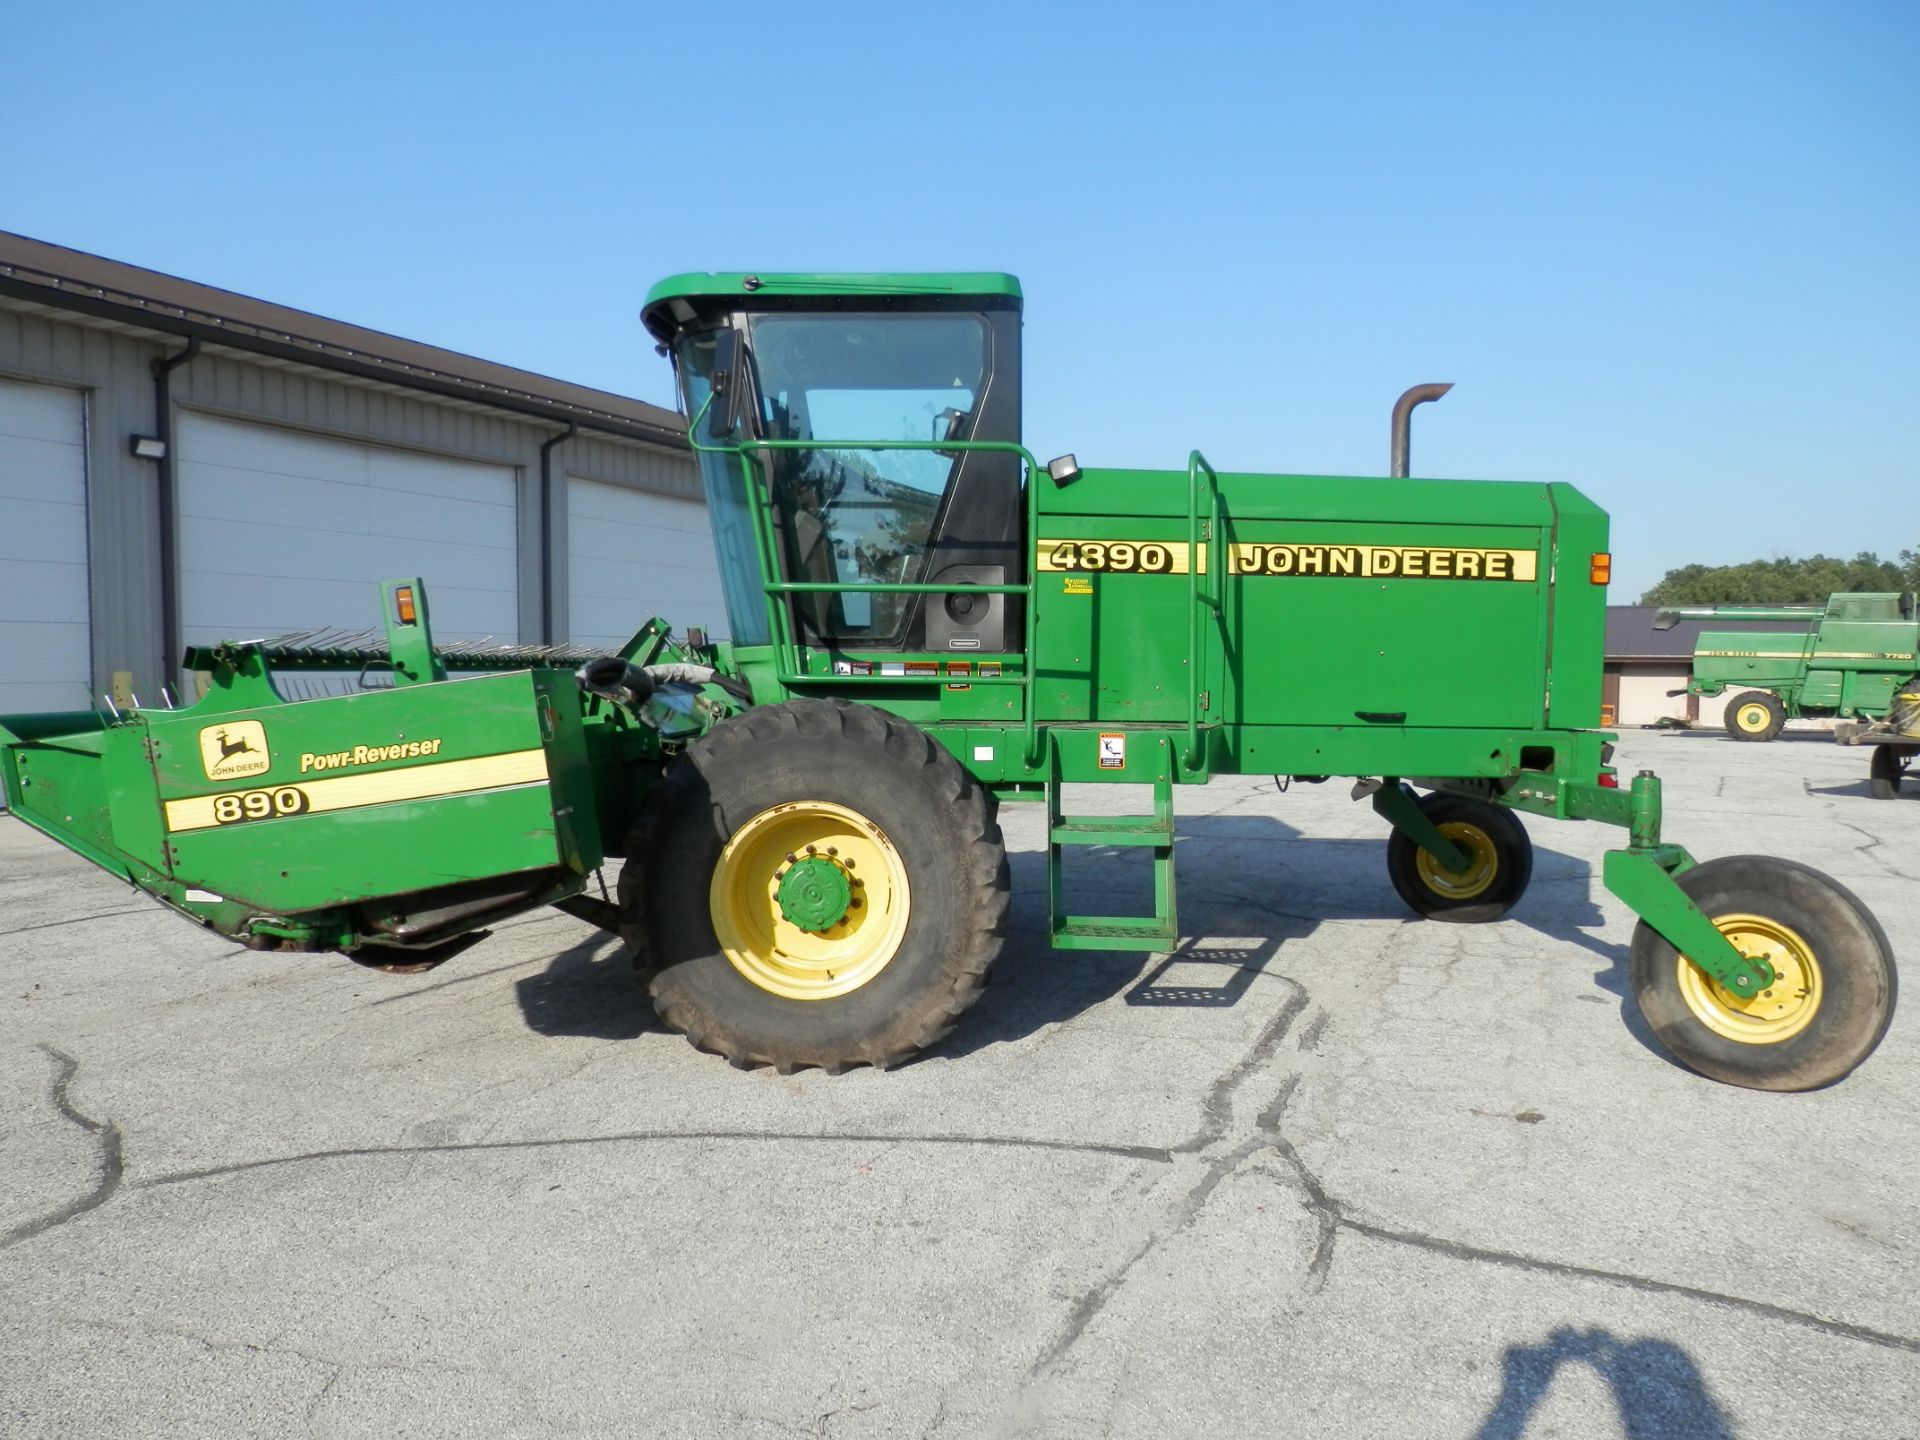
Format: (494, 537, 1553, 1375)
(690, 400, 1049, 767)
(1185, 450, 1223, 771)
(689, 403, 1229, 777)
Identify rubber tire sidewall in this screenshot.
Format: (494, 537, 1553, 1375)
(1725, 690, 1785, 742)
(1627, 855, 1897, 1091)
(1868, 745, 1906, 801)
(1385, 792, 1535, 924)
(641, 699, 1007, 1069)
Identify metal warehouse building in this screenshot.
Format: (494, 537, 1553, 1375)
(0, 231, 721, 713)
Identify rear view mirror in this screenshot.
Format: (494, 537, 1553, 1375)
(707, 329, 741, 441)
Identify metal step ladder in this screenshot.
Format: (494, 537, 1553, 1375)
(1046, 733, 1178, 951)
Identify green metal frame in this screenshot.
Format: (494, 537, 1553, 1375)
(685, 400, 1770, 999)
(0, 274, 1794, 1009)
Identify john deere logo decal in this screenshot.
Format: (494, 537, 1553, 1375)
(199, 721, 270, 782)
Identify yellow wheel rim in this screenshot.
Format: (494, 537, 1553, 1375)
(1676, 912, 1822, 1045)
(1735, 703, 1771, 734)
(710, 800, 911, 1001)
(1413, 821, 1500, 900)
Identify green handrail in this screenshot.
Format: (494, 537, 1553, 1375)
(687, 400, 1049, 767)
(1184, 451, 1223, 771)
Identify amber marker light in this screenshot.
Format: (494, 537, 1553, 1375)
(395, 586, 418, 624)
(1590, 553, 1612, 585)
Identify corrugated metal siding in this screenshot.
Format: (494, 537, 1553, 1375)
(0, 307, 169, 691)
(0, 301, 705, 696)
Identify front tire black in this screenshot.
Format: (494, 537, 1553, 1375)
(1628, 856, 1896, 1091)
(634, 698, 1008, 1073)
(1386, 792, 1534, 923)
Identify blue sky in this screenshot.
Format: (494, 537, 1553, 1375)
(3, 0, 1912, 598)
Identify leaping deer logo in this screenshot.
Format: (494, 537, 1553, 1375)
(215, 729, 258, 761)
(201, 722, 270, 780)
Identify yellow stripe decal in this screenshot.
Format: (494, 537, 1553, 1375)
(1228, 543, 1536, 581)
(1037, 539, 1201, 574)
(1697, 651, 1913, 660)
(164, 748, 549, 833)
(1035, 539, 1538, 581)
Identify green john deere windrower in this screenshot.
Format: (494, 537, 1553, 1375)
(0, 272, 1899, 1089)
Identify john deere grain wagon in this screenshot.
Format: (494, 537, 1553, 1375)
(0, 273, 1898, 1090)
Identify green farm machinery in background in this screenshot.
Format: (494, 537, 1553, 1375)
(1659, 591, 1920, 797)
(0, 273, 1900, 1090)
(1661, 592, 1918, 740)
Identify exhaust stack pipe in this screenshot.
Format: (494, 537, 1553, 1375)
(1389, 383, 1453, 478)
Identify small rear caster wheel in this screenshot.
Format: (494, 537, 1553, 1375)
(1725, 691, 1785, 742)
(1386, 793, 1534, 923)
(1628, 856, 1896, 1090)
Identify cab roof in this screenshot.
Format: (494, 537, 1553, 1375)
(642, 272, 1022, 341)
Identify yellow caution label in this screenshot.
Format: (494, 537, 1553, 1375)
(164, 748, 549, 833)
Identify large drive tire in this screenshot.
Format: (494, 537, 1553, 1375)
(1385, 792, 1534, 923)
(1868, 745, 1910, 800)
(1725, 691, 1785, 742)
(1628, 856, 1896, 1091)
(633, 698, 1009, 1073)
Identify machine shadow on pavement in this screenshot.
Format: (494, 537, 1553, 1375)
(1473, 1326, 1736, 1440)
(506, 815, 1679, 1069)
(514, 931, 661, 1041)
(1807, 777, 1916, 801)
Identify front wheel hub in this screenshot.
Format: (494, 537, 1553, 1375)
(710, 800, 912, 1001)
(777, 855, 852, 932)
(1678, 913, 1823, 1043)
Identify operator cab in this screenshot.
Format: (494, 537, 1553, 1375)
(641, 273, 1024, 654)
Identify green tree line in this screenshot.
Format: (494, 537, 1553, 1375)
(1640, 547, 1920, 606)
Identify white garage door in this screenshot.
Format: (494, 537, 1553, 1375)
(0, 378, 90, 713)
(177, 414, 519, 651)
(567, 477, 727, 650)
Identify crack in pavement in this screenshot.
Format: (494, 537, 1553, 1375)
(1832, 816, 1920, 883)
(135, 1129, 1174, 1191)
(17, 968, 1916, 1387)
(0, 906, 151, 939)
(2, 1046, 125, 1250)
(52, 1313, 469, 1422)
(1008, 974, 1919, 1414)
(1015, 989, 1311, 1389)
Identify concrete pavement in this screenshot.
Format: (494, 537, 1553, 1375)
(3, 728, 1916, 1437)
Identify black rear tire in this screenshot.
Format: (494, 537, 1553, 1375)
(1628, 856, 1896, 1091)
(1725, 691, 1785, 742)
(632, 698, 1008, 1073)
(1868, 745, 1909, 800)
(1385, 792, 1534, 923)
